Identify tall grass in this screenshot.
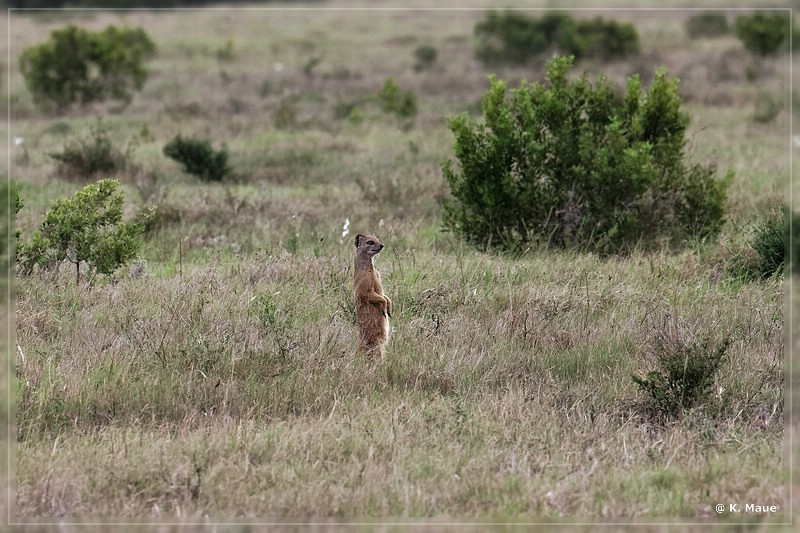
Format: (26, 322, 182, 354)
(8, 3, 788, 521)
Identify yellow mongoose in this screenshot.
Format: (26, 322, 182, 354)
(354, 233, 393, 358)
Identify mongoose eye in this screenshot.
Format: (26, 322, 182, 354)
(367, 241, 374, 245)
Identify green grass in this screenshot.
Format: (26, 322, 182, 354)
(7, 1, 790, 523)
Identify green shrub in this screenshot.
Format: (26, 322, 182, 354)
(378, 77, 418, 119)
(474, 11, 639, 65)
(752, 209, 787, 278)
(632, 332, 730, 421)
(685, 12, 730, 39)
(16, 179, 144, 283)
(791, 209, 800, 275)
(576, 17, 641, 61)
(274, 97, 298, 130)
(49, 120, 132, 180)
(333, 97, 362, 120)
(441, 55, 730, 253)
(475, 12, 571, 65)
(216, 38, 235, 62)
(303, 56, 322, 77)
(727, 206, 789, 281)
(163, 135, 231, 182)
(20, 24, 156, 112)
(752, 91, 782, 123)
(735, 12, 789, 56)
(413, 44, 438, 72)
(249, 291, 278, 334)
(0, 181, 20, 273)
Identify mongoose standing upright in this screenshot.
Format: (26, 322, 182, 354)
(354, 233, 393, 358)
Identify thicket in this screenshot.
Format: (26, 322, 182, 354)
(735, 12, 790, 56)
(474, 12, 640, 65)
(20, 24, 156, 112)
(442, 55, 731, 253)
(163, 135, 231, 182)
(16, 179, 144, 283)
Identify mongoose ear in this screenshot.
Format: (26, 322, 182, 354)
(355, 234, 365, 248)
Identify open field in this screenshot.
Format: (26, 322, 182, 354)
(3, 0, 795, 526)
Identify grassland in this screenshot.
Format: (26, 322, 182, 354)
(3, 0, 794, 527)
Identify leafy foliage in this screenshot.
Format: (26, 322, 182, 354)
(732, 206, 788, 280)
(413, 44, 438, 72)
(632, 333, 730, 421)
(16, 179, 144, 283)
(474, 11, 639, 65)
(442, 55, 731, 253)
(20, 24, 156, 112)
(791, 209, 800, 276)
(752, 91, 781, 123)
(735, 12, 789, 56)
(0, 181, 20, 275)
(378, 77, 418, 119)
(163, 135, 231, 182)
(752, 209, 787, 278)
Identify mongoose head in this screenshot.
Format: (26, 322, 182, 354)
(355, 233, 384, 258)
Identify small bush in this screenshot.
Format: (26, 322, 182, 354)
(378, 77, 418, 119)
(20, 24, 156, 112)
(474, 11, 639, 65)
(16, 178, 145, 283)
(49, 120, 132, 180)
(475, 12, 571, 65)
(249, 291, 278, 334)
(686, 12, 730, 39)
(727, 206, 788, 281)
(273, 97, 298, 130)
(442, 55, 730, 253)
(735, 12, 789, 56)
(791, 209, 800, 275)
(216, 38, 235, 62)
(413, 44, 438, 72)
(576, 17, 641, 61)
(752, 91, 781, 123)
(333, 97, 362, 120)
(163, 135, 231, 182)
(752, 209, 787, 278)
(303, 56, 322, 77)
(0, 181, 20, 272)
(632, 331, 730, 421)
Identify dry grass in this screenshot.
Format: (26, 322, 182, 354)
(5, 0, 793, 524)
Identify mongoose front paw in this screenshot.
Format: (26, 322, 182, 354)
(385, 296, 393, 317)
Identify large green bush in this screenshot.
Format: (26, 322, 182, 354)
(474, 12, 639, 65)
(735, 12, 789, 56)
(16, 179, 144, 283)
(442, 55, 731, 252)
(20, 24, 156, 112)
